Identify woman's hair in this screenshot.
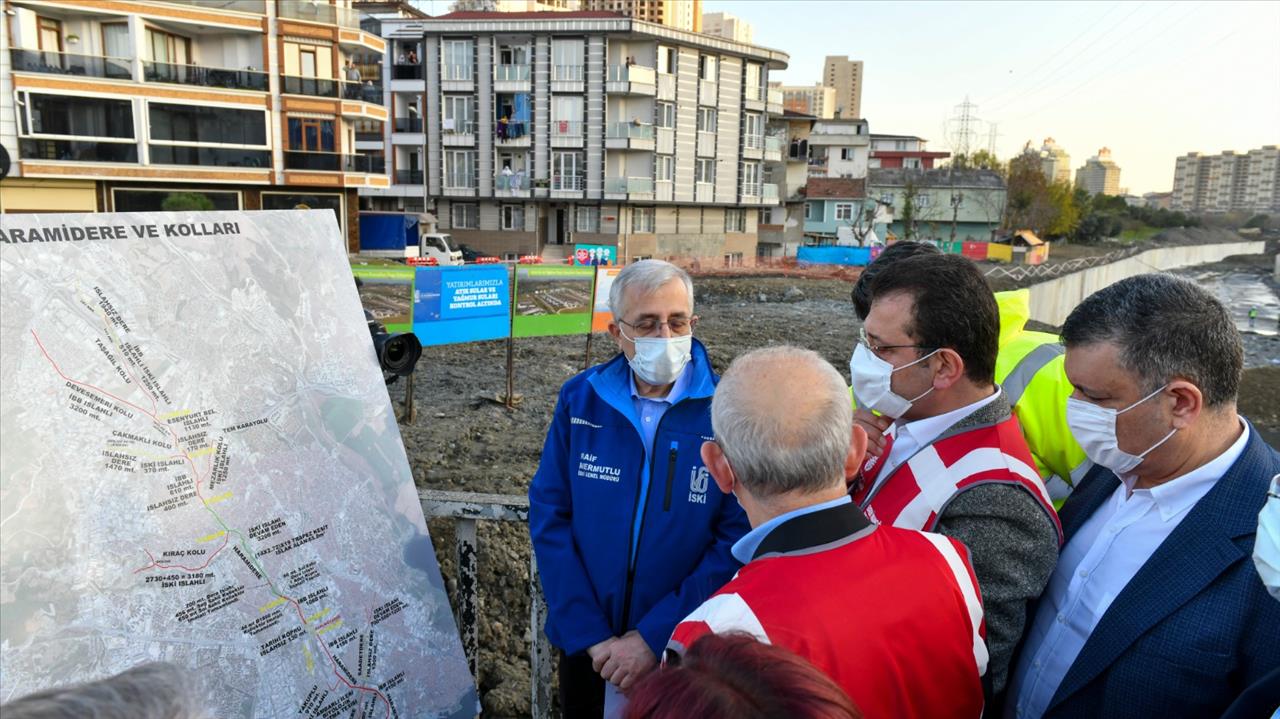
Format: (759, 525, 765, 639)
(625, 634, 862, 719)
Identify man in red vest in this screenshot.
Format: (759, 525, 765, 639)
(670, 346, 987, 719)
(847, 253, 1060, 696)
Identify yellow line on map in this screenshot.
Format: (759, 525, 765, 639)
(317, 619, 343, 635)
(306, 608, 331, 624)
(205, 491, 233, 505)
(304, 645, 315, 674)
(161, 409, 192, 420)
(197, 530, 226, 543)
(188, 446, 215, 458)
(260, 597, 287, 613)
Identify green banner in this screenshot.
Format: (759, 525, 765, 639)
(351, 260, 415, 333)
(512, 266, 595, 337)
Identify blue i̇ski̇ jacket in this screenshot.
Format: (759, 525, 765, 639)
(529, 339, 749, 657)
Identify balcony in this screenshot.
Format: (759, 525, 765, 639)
(550, 175, 585, 197)
(281, 75, 339, 97)
(745, 86, 763, 102)
(764, 136, 783, 162)
(699, 81, 718, 107)
(767, 88, 784, 115)
(605, 122, 655, 151)
(495, 173, 531, 198)
(742, 182, 762, 203)
(442, 172, 477, 197)
(657, 73, 676, 101)
(551, 65, 584, 92)
(173, 0, 265, 11)
(344, 154, 386, 174)
(606, 64, 656, 95)
(11, 49, 131, 81)
(550, 121, 584, 148)
(393, 117, 424, 133)
(495, 121, 532, 147)
(144, 61, 268, 91)
(494, 65, 531, 91)
(743, 134, 764, 159)
(278, 0, 361, 29)
(282, 151, 384, 174)
(395, 169, 424, 185)
(392, 62, 423, 81)
(356, 130, 383, 143)
(604, 176, 654, 198)
(745, 85, 766, 111)
(442, 63, 473, 90)
(19, 139, 138, 163)
(763, 183, 780, 204)
(149, 145, 270, 167)
(442, 121, 476, 146)
(342, 81, 384, 104)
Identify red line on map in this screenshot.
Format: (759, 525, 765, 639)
(132, 535, 229, 575)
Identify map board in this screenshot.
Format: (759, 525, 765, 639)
(0, 211, 477, 718)
(511, 266, 595, 338)
(413, 266, 511, 346)
(351, 260, 416, 334)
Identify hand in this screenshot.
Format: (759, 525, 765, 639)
(588, 637, 615, 674)
(854, 409, 892, 459)
(597, 630, 656, 691)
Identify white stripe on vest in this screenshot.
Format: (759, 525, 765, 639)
(678, 592, 771, 644)
(891, 445, 1051, 530)
(919, 532, 989, 677)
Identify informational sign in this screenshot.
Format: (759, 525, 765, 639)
(796, 245, 873, 266)
(0, 211, 477, 718)
(512, 265, 596, 337)
(592, 266, 623, 332)
(572, 244, 617, 266)
(351, 259, 416, 333)
(414, 265, 511, 346)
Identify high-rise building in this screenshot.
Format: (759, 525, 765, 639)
(1172, 147, 1279, 214)
(582, 0, 701, 31)
(700, 11, 753, 43)
(821, 55, 863, 120)
(449, 0, 581, 11)
(1037, 137, 1071, 184)
(778, 84, 835, 119)
(0, 0, 390, 249)
(1075, 147, 1122, 196)
(372, 10, 787, 262)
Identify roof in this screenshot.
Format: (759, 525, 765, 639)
(870, 133, 927, 141)
(867, 168, 1006, 190)
(783, 109, 818, 119)
(805, 177, 866, 199)
(430, 10, 624, 20)
(1011, 229, 1044, 246)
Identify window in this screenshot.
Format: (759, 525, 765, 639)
(287, 117, 334, 152)
(261, 192, 343, 230)
(741, 162, 761, 193)
(150, 103, 267, 146)
(655, 102, 675, 129)
(112, 189, 241, 212)
(37, 16, 62, 53)
(806, 202, 820, 220)
(699, 54, 716, 81)
(758, 208, 771, 227)
(501, 204, 525, 230)
(657, 46, 676, 74)
(916, 194, 930, 208)
(23, 93, 134, 138)
(697, 107, 717, 133)
(443, 95, 472, 132)
(656, 155, 674, 182)
(147, 27, 190, 65)
(744, 63, 762, 96)
(840, 147, 857, 160)
(880, 193, 894, 206)
(552, 95, 584, 134)
(553, 151, 583, 189)
(725, 209, 746, 233)
(632, 207, 655, 233)
(695, 158, 715, 184)
(443, 39, 472, 80)
(835, 202, 855, 221)
(444, 150, 475, 187)
(575, 206, 599, 233)
(101, 24, 130, 59)
(451, 203, 479, 229)
(552, 39, 584, 80)
(895, 140, 908, 151)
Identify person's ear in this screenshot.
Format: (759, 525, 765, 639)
(702, 441, 736, 495)
(931, 348, 966, 390)
(1166, 380, 1203, 430)
(608, 321, 622, 342)
(844, 423, 869, 485)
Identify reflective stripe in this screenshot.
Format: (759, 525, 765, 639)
(1002, 343, 1064, 406)
(1044, 474, 1074, 502)
(919, 532, 989, 677)
(676, 592, 771, 644)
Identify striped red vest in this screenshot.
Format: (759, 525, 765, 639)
(852, 404, 1063, 542)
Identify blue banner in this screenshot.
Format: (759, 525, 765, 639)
(413, 266, 511, 346)
(796, 246, 873, 266)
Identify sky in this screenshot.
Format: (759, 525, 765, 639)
(703, 0, 1280, 194)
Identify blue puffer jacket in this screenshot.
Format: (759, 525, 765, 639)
(529, 339, 749, 657)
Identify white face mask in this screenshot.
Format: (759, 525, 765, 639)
(621, 328, 692, 386)
(848, 342, 939, 419)
(1065, 384, 1177, 475)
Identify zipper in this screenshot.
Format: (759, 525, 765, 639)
(662, 441, 679, 511)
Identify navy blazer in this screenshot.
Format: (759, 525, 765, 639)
(1039, 422, 1280, 719)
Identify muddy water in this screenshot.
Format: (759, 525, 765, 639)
(1180, 268, 1280, 338)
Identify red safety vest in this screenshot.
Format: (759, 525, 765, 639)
(852, 412, 1062, 542)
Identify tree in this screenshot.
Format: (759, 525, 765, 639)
(161, 192, 216, 212)
(899, 180, 918, 241)
(1244, 214, 1271, 229)
(949, 149, 1005, 175)
(1045, 180, 1081, 237)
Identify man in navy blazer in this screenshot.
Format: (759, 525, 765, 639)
(1006, 274, 1280, 719)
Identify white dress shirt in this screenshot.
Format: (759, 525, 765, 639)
(874, 388, 1003, 494)
(1007, 419, 1250, 719)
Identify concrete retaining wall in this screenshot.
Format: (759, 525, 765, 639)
(1027, 241, 1267, 326)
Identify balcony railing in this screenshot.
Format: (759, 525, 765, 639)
(442, 64, 473, 82)
(393, 117, 424, 133)
(763, 183, 779, 201)
(149, 145, 270, 167)
(496, 174, 530, 191)
(551, 120, 584, 138)
(605, 177, 654, 194)
(742, 182, 762, 197)
(144, 61, 268, 91)
(278, 0, 361, 29)
(355, 130, 383, 142)
(344, 154, 386, 173)
(281, 74, 339, 97)
(494, 65, 530, 82)
(551, 175, 585, 191)
(342, 81, 384, 103)
(182, 0, 266, 12)
(395, 169, 424, 185)
(744, 134, 764, 150)
(495, 121, 531, 141)
(745, 85, 763, 101)
(443, 120, 476, 135)
(765, 136, 783, 153)
(552, 65, 584, 82)
(392, 63, 423, 80)
(19, 139, 138, 163)
(768, 88, 784, 106)
(606, 64, 656, 84)
(606, 122, 654, 140)
(443, 172, 477, 189)
(10, 49, 131, 80)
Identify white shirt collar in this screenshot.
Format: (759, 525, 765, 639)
(896, 387, 1003, 449)
(1119, 418, 1250, 522)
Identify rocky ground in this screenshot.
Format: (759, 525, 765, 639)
(403, 267, 1279, 717)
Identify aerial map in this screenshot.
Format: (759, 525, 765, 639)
(0, 211, 477, 718)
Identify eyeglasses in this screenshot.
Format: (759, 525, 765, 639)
(619, 315, 697, 338)
(858, 326, 933, 354)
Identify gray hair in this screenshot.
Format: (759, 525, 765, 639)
(609, 259, 694, 322)
(0, 662, 207, 719)
(1061, 273, 1242, 407)
(712, 346, 853, 498)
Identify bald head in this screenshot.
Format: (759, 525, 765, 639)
(711, 346, 854, 498)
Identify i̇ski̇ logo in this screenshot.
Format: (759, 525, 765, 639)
(688, 466, 709, 504)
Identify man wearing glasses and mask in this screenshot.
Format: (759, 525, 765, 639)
(529, 260, 748, 718)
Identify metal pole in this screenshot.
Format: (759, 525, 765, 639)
(583, 330, 593, 370)
(402, 369, 416, 424)
(505, 335, 515, 410)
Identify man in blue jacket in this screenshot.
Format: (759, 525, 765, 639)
(529, 260, 748, 718)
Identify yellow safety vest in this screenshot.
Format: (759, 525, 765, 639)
(994, 289, 1089, 506)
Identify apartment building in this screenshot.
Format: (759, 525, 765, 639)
(0, 0, 390, 249)
(821, 55, 861, 120)
(868, 134, 949, 170)
(868, 168, 1006, 242)
(582, 0, 701, 32)
(1075, 147, 1121, 196)
(806, 118, 869, 179)
(1172, 146, 1280, 214)
(1037, 137, 1071, 184)
(777, 83, 834, 119)
(757, 109, 813, 257)
(370, 10, 787, 263)
(700, 11, 752, 44)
